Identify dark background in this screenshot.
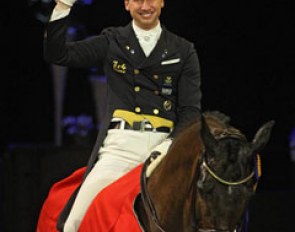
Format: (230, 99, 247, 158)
(1, 0, 295, 231)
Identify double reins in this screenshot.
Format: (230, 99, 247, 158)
(140, 151, 166, 232)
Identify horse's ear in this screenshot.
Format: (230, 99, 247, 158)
(251, 120, 275, 154)
(201, 115, 217, 154)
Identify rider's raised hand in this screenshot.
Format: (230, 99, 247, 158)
(57, 0, 77, 7)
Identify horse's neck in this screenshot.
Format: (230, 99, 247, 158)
(146, 126, 202, 229)
(150, 124, 202, 189)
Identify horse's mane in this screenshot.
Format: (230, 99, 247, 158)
(202, 110, 231, 126)
(174, 111, 232, 142)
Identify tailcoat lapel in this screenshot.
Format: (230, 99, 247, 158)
(116, 23, 146, 67)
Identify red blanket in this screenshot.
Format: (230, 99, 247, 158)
(36, 165, 143, 232)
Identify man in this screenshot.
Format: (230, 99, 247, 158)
(44, 0, 202, 231)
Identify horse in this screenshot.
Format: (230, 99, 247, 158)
(134, 111, 275, 232)
(37, 111, 274, 232)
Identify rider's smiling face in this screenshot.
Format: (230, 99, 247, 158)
(124, 0, 164, 30)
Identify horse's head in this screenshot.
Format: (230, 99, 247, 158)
(193, 115, 275, 232)
(137, 111, 274, 232)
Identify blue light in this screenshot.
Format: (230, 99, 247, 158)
(289, 127, 295, 162)
(79, 0, 93, 5)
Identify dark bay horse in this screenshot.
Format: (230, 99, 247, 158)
(135, 111, 275, 232)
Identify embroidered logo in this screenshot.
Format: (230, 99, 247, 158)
(112, 60, 127, 74)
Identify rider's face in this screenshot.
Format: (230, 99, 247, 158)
(124, 0, 164, 30)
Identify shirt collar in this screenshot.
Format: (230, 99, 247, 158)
(132, 20, 162, 41)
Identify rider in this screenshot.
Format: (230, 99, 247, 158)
(44, 0, 202, 231)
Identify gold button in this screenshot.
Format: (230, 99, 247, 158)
(134, 69, 140, 75)
(154, 90, 160, 95)
(153, 109, 159, 115)
(134, 86, 141, 92)
(135, 107, 141, 113)
(153, 75, 159, 80)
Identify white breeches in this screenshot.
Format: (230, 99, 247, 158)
(63, 129, 169, 232)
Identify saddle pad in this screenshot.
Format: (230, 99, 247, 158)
(36, 167, 87, 232)
(80, 164, 143, 231)
(37, 165, 143, 232)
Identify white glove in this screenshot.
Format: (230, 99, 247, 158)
(57, 0, 77, 7)
(146, 138, 173, 177)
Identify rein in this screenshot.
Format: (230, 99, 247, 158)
(140, 151, 166, 232)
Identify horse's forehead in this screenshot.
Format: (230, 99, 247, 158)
(210, 131, 250, 163)
(217, 139, 249, 157)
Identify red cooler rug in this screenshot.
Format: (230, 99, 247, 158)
(36, 165, 143, 232)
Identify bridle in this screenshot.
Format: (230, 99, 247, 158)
(200, 129, 256, 187)
(190, 130, 257, 232)
(190, 154, 256, 232)
(140, 129, 258, 232)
